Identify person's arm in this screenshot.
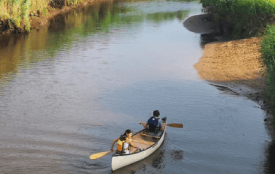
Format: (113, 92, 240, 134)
(161, 123, 166, 131)
(159, 119, 166, 131)
(110, 137, 119, 152)
(127, 138, 136, 148)
(140, 122, 147, 129)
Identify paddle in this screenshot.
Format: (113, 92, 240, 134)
(90, 151, 112, 160)
(166, 123, 183, 128)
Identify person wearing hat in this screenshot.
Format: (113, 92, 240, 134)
(140, 110, 166, 133)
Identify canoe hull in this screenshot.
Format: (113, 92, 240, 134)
(111, 124, 166, 171)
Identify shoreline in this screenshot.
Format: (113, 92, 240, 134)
(0, 0, 109, 35)
(184, 13, 274, 138)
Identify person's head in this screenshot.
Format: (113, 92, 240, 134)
(153, 110, 160, 117)
(123, 129, 133, 138)
(120, 135, 127, 141)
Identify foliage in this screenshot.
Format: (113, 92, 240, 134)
(0, 0, 48, 30)
(261, 25, 275, 114)
(0, 0, 94, 31)
(200, 0, 275, 15)
(200, 0, 275, 38)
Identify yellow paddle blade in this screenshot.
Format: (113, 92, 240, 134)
(90, 151, 111, 160)
(167, 123, 183, 128)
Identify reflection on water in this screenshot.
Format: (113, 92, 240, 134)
(170, 149, 184, 161)
(0, 0, 190, 85)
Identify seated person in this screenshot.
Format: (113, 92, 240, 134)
(140, 110, 166, 133)
(111, 129, 140, 154)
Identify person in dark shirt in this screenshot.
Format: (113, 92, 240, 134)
(140, 110, 166, 133)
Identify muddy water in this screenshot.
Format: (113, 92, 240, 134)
(0, 0, 271, 173)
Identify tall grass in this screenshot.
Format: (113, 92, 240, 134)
(200, 0, 275, 14)
(0, 0, 95, 32)
(0, 0, 48, 31)
(200, 0, 275, 37)
(261, 25, 275, 126)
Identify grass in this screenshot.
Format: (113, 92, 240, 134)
(0, 0, 93, 31)
(261, 25, 275, 126)
(0, 0, 48, 31)
(200, 0, 275, 38)
(201, 0, 275, 14)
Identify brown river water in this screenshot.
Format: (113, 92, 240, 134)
(0, 0, 273, 173)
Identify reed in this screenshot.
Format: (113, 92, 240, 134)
(0, 0, 93, 32)
(201, 0, 275, 14)
(200, 0, 275, 38)
(0, 0, 48, 31)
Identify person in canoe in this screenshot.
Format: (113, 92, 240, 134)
(110, 129, 141, 154)
(140, 110, 166, 134)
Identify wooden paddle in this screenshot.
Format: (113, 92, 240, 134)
(90, 151, 112, 160)
(166, 123, 183, 128)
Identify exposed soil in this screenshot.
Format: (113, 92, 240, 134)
(194, 37, 266, 91)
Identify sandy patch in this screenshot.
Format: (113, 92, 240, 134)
(194, 37, 266, 92)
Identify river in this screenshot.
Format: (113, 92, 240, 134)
(0, 0, 271, 173)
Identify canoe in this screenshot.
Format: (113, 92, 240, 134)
(111, 118, 167, 171)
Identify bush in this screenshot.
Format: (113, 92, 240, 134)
(261, 25, 275, 101)
(0, 0, 87, 32)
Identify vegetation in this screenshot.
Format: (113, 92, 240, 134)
(0, 0, 95, 32)
(261, 25, 275, 126)
(0, 0, 49, 31)
(200, 0, 275, 38)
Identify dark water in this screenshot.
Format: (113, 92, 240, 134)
(0, 0, 272, 173)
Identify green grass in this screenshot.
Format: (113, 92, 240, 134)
(200, 0, 275, 38)
(200, 0, 275, 14)
(0, 0, 48, 31)
(0, 0, 93, 31)
(261, 25, 275, 125)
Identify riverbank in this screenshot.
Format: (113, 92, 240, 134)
(196, 0, 275, 135)
(184, 13, 274, 136)
(0, 0, 106, 34)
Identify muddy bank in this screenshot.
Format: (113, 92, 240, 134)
(184, 14, 273, 127)
(0, 0, 107, 35)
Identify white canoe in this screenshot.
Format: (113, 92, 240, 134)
(111, 118, 167, 171)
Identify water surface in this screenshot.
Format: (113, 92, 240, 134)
(0, 0, 270, 173)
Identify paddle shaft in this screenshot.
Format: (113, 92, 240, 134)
(90, 151, 112, 160)
(166, 123, 183, 128)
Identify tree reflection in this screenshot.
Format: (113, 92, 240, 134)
(0, 0, 190, 84)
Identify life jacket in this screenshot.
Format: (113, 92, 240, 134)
(147, 116, 161, 133)
(117, 139, 125, 152)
